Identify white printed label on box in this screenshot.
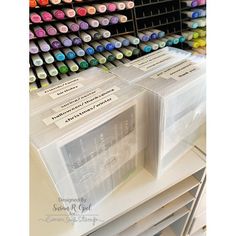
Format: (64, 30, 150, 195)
(152, 60, 200, 81)
(37, 77, 82, 97)
(49, 83, 84, 99)
(127, 51, 174, 72)
(55, 95, 118, 128)
(43, 86, 121, 125)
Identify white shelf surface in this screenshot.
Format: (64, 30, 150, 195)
(30, 146, 205, 236)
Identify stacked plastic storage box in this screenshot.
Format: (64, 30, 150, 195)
(30, 78, 150, 210)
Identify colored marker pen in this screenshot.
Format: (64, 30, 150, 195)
(56, 62, 69, 74)
(72, 46, 85, 57)
(85, 55, 98, 66)
(29, 69, 36, 83)
(161, 38, 173, 46)
(111, 50, 123, 59)
(30, 0, 37, 8)
(142, 30, 158, 40)
(138, 32, 150, 42)
(153, 39, 166, 48)
(94, 4, 107, 13)
(108, 38, 122, 48)
(49, 0, 61, 5)
(119, 48, 132, 57)
(29, 82, 38, 92)
(62, 48, 76, 59)
(46, 64, 58, 76)
(52, 9, 65, 20)
(97, 29, 111, 38)
(82, 44, 95, 55)
(124, 1, 134, 9)
(182, 0, 198, 8)
(52, 50, 65, 61)
(66, 22, 80, 32)
(49, 37, 62, 49)
(38, 39, 51, 52)
(58, 35, 72, 47)
(39, 79, 50, 88)
(40, 11, 53, 22)
(87, 30, 102, 40)
(104, 3, 117, 12)
(104, 15, 119, 24)
(80, 32, 92, 42)
(147, 41, 159, 50)
(29, 30, 35, 40)
(115, 36, 129, 46)
(94, 53, 107, 64)
(124, 35, 140, 45)
(101, 51, 115, 62)
(186, 40, 200, 48)
(68, 34, 82, 45)
(55, 23, 68, 33)
(150, 29, 165, 38)
(166, 36, 179, 44)
(31, 54, 43, 66)
(75, 7, 87, 17)
(65, 60, 79, 72)
(63, 8, 76, 18)
(90, 42, 105, 52)
(75, 58, 89, 69)
(37, 0, 49, 6)
(127, 46, 140, 56)
(34, 26, 46, 38)
(95, 16, 110, 26)
(44, 25, 57, 36)
(114, 2, 126, 10)
(42, 52, 54, 64)
(192, 18, 206, 27)
(100, 40, 115, 51)
(114, 14, 128, 23)
(182, 10, 199, 19)
(182, 31, 193, 41)
(194, 29, 206, 37)
(29, 41, 39, 54)
(85, 18, 99, 28)
(183, 21, 199, 29)
(193, 38, 206, 47)
(35, 67, 47, 79)
(194, 9, 206, 17)
(30, 13, 42, 23)
(77, 20, 89, 30)
(84, 6, 96, 15)
(171, 34, 186, 43)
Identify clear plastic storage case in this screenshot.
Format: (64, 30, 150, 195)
(136, 55, 206, 177)
(30, 67, 115, 116)
(110, 47, 191, 83)
(30, 78, 149, 209)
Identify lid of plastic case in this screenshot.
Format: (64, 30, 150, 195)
(30, 67, 115, 116)
(30, 78, 147, 149)
(110, 47, 192, 83)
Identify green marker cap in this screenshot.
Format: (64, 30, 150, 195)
(59, 65, 69, 74)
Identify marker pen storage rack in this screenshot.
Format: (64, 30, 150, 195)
(29, 0, 207, 89)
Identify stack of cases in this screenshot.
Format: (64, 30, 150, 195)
(30, 67, 115, 115)
(110, 47, 191, 83)
(110, 48, 206, 177)
(30, 78, 150, 209)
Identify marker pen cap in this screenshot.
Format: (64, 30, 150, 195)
(86, 55, 98, 66)
(68, 35, 82, 45)
(63, 8, 76, 18)
(86, 18, 99, 28)
(100, 40, 114, 51)
(40, 11, 53, 22)
(72, 46, 85, 57)
(63, 48, 76, 59)
(75, 58, 89, 69)
(138, 33, 150, 42)
(193, 32, 199, 38)
(84, 6, 96, 15)
(80, 32, 92, 43)
(193, 18, 206, 27)
(94, 53, 107, 64)
(40, 80, 50, 88)
(111, 50, 123, 60)
(193, 38, 206, 47)
(83, 44, 95, 55)
(108, 39, 122, 48)
(37, 0, 49, 6)
(104, 3, 117, 12)
(87, 30, 102, 40)
(97, 29, 111, 38)
(187, 41, 200, 48)
(30, 13, 42, 23)
(119, 48, 132, 57)
(124, 1, 134, 9)
(77, 20, 89, 30)
(114, 2, 126, 10)
(34, 26, 46, 38)
(94, 4, 107, 13)
(153, 40, 166, 48)
(55, 23, 68, 33)
(29, 69, 36, 83)
(31, 54, 43, 66)
(116, 36, 129, 46)
(42, 52, 54, 64)
(44, 25, 57, 36)
(95, 16, 110, 26)
(147, 42, 159, 50)
(58, 35, 72, 47)
(183, 11, 199, 19)
(30, 0, 37, 8)
(195, 9, 206, 17)
(50, 0, 61, 5)
(29, 41, 39, 54)
(124, 35, 140, 45)
(29, 30, 35, 40)
(38, 39, 51, 52)
(91, 42, 104, 52)
(194, 29, 206, 37)
(46, 64, 58, 76)
(114, 14, 128, 23)
(166, 36, 179, 45)
(102, 51, 115, 61)
(75, 7, 87, 17)
(127, 46, 140, 55)
(184, 21, 199, 29)
(174, 35, 186, 43)
(53, 50, 65, 61)
(36, 67, 47, 79)
(52, 9, 65, 19)
(29, 83, 38, 92)
(66, 22, 80, 32)
(65, 60, 79, 72)
(56, 62, 69, 74)
(49, 38, 62, 49)
(104, 15, 119, 24)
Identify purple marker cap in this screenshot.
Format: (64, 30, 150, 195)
(62, 39, 72, 47)
(192, 0, 198, 7)
(150, 33, 158, 40)
(67, 23, 80, 32)
(51, 40, 62, 49)
(78, 21, 89, 30)
(110, 16, 119, 24)
(72, 37, 82, 45)
(141, 35, 150, 42)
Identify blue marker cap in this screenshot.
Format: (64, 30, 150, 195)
(66, 51, 76, 59)
(167, 40, 173, 46)
(85, 47, 95, 55)
(192, 12, 199, 19)
(144, 45, 152, 53)
(105, 43, 115, 51)
(179, 36, 186, 43)
(114, 41, 122, 48)
(158, 31, 165, 38)
(96, 45, 104, 52)
(150, 33, 158, 40)
(122, 39, 130, 47)
(142, 35, 150, 42)
(173, 38, 179, 45)
(55, 53, 65, 61)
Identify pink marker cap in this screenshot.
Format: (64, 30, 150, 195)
(30, 13, 42, 23)
(34, 26, 46, 38)
(41, 11, 53, 22)
(52, 9, 65, 19)
(105, 3, 117, 12)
